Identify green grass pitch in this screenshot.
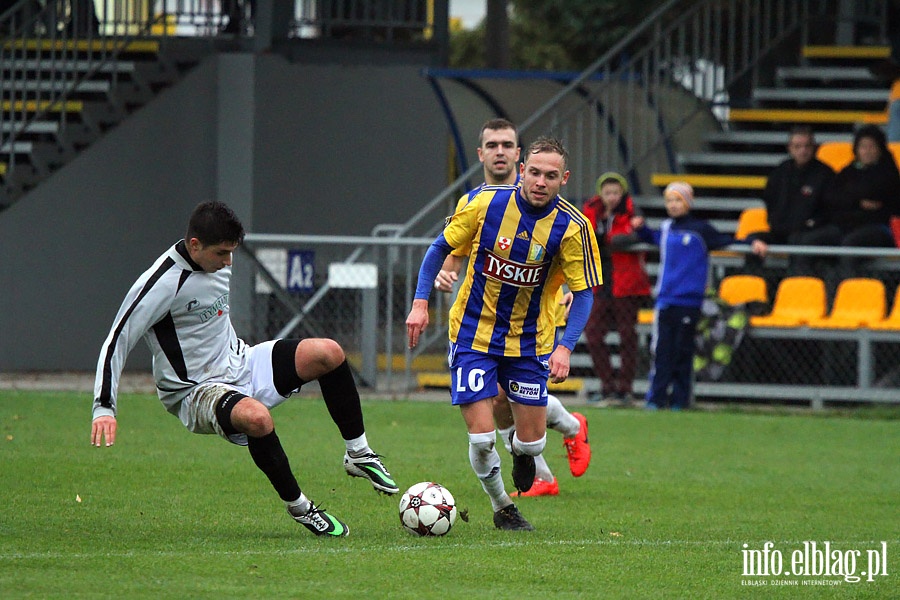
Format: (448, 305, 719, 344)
(0, 390, 897, 598)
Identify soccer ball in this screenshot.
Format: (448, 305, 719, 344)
(398, 481, 457, 536)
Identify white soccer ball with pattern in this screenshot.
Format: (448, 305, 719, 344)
(398, 481, 457, 536)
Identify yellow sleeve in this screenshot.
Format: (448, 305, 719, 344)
(450, 194, 471, 257)
(559, 220, 602, 292)
(442, 194, 482, 252)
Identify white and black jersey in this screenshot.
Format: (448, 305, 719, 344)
(93, 240, 248, 424)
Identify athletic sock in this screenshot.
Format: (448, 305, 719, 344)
(344, 433, 370, 455)
(534, 454, 553, 481)
(247, 430, 302, 502)
(546, 394, 580, 438)
(318, 360, 365, 440)
(468, 431, 511, 511)
(285, 493, 311, 516)
(497, 425, 514, 454)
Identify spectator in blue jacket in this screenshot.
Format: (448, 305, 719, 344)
(633, 182, 736, 410)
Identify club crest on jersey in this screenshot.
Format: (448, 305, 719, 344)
(484, 250, 545, 287)
(497, 236, 512, 251)
(528, 243, 545, 261)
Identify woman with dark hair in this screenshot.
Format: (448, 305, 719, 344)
(825, 125, 900, 275)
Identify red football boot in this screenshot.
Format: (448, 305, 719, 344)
(563, 412, 591, 477)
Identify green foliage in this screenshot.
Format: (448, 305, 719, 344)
(450, 0, 669, 70)
(1, 391, 898, 598)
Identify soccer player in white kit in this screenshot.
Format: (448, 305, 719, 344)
(90, 201, 397, 537)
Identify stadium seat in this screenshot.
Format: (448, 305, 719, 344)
(816, 141, 854, 171)
(749, 276, 826, 327)
(718, 274, 768, 306)
(870, 284, 900, 330)
(890, 142, 900, 169)
(807, 278, 886, 329)
(734, 207, 769, 240)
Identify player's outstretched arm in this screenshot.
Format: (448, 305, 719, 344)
(91, 415, 117, 447)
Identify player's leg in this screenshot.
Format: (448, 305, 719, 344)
(496, 389, 558, 497)
(453, 347, 532, 531)
(289, 338, 398, 494)
(546, 393, 591, 478)
(210, 389, 348, 537)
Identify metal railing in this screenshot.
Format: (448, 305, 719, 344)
(240, 233, 900, 406)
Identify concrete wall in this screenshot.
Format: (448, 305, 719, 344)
(0, 53, 447, 371)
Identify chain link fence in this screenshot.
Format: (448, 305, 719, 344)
(239, 234, 900, 409)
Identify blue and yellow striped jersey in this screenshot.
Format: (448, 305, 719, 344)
(443, 186, 601, 356)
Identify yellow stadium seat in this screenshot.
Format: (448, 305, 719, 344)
(718, 274, 768, 306)
(750, 276, 826, 327)
(890, 142, 900, 169)
(870, 284, 900, 330)
(816, 142, 854, 171)
(734, 207, 770, 240)
(807, 278, 886, 329)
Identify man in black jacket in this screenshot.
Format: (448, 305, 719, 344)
(750, 125, 838, 276)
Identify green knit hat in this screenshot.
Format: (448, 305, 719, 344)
(595, 171, 628, 196)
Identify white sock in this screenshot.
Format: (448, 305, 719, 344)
(285, 493, 311, 515)
(534, 454, 553, 481)
(345, 433, 369, 455)
(546, 394, 580, 438)
(496, 425, 515, 454)
(469, 431, 511, 511)
(512, 432, 547, 457)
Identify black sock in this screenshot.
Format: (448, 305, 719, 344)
(318, 359, 365, 440)
(247, 430, 302, 502)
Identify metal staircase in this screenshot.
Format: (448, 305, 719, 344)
(0, 2, 208, 207)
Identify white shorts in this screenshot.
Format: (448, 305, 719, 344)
(179, 340, 298, 445)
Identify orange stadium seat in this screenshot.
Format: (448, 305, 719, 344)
(718, 274, 768, 306)
(807, 278, 886, 329)
(816, 142, 854, 171)
(750, 276, 826, 327)
(734, 207, 770, 240)
(870, 284, 900, 330)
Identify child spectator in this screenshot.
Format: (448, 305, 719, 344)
(581, 172, 651, 406)
(633, 182, 736, 410)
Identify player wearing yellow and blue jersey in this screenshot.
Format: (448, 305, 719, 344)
(435, 119, 592, 501)
(407, 137, 601, 531)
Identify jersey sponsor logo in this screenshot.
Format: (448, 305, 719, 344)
(508, 380, 540, 400)
(498, 236, 512, 251)
(199, 293, 229, 323)
(516, 230, 530, 241)
(483, 251, 545, 287)
(186, 299, 200, 311)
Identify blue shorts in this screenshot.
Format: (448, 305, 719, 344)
(448, 342, 550, 406)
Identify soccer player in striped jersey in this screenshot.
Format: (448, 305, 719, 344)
(407, 137, 602, 530)
(436, 120, 592, 498)
(90, 201, 397, 538)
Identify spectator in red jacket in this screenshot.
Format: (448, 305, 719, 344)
(581, 172, 652, 406)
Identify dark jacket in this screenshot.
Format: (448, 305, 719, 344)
(826, 156, 900, 232)
(760, 157, 834, 241)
